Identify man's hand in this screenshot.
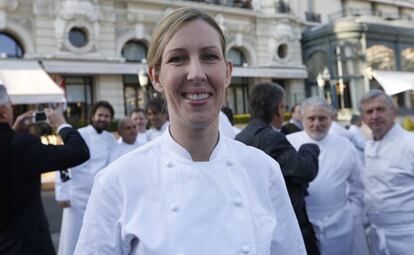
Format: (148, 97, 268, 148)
(12, 111, 34, 132)
(57, 200, 71, 208)
(45, 108, 66, 129)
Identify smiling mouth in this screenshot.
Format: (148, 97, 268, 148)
(182, 92, 211, 101)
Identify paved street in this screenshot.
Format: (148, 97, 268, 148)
(41, 189, 62, 252)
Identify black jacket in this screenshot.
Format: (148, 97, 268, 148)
(236, 118, 320, 254)
(0, 123, 90, 255)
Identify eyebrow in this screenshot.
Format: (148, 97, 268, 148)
(165, 46, 220, 54)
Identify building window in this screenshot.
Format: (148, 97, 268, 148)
(64, 77, 93, 125)
(227, 77, 249, 114)
(277, 43, 288, 59)
(401, 47, 414, 71)
(68, 27, 89, 48)
(123, 75, 146, 116)
(366, 44, 396, 71)
(0, 32, 24, 58)
(122, 41, 147, 62)
(228, 48, 247, 67)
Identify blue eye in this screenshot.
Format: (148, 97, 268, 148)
(202, 53, 220, 61)
(168, 56, 187, 64)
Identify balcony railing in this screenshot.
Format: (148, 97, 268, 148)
(275, 0, 291, 14)
(305, 11, 321, 22)
(182, 0, 252, 9)
(328, 8, 412, 22)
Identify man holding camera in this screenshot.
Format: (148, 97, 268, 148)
(0, 84, 90, 255)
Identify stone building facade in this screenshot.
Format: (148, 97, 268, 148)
(0, 0, 309, 122)
(297, 0, 414, 114)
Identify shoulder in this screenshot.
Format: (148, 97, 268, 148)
(226, 137, 281, 173)
(98, 138, 162, 184)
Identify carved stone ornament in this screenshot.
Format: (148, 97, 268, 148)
(54, 0, 101, 51)
(0, 0, 18, 11)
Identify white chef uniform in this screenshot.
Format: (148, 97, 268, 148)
(55, 125, 116, 255)
(364, 123, 414, 255)
(287, 131, 364, 255)
(74, 130, 306, 255)
(110, 137, 146, 163)
(146, 121, 169, 141)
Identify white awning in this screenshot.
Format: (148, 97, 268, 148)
(42, 60, 308, 79)
(371, 70, 414, 95)
(0, 60, 66, 105)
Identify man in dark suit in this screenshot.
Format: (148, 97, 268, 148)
(0, 85, 90, 255)
(236, 83, 320, 255)
(281, 103, 303, 135)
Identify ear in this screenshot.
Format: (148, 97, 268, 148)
(224, 60, 233, 88)
(0, 105, 6, 119)
(149, 67, 164, 93)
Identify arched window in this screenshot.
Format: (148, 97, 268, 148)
(228, 48, 247, 66)
(0, 32, 24, 58)
(366, 44, 395, 71)
(401, 47, 414, 71)
(122, 40, 147, 62)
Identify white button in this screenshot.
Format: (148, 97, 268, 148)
(233, 198, 242, 207)
(241, 245, 250, 254)
(167, 162, 173, 168)
(170, 203, 179, 212)
(226, 160, 233, 166)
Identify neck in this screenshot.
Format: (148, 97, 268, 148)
(169, 121, 219, 162)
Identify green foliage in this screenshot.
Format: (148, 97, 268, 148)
(234, 114, 250, 124)
(403, 117, 414, 131)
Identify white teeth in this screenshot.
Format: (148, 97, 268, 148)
(186, 93, 209, 100)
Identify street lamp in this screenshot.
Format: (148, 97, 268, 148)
(317, 67, 330, 98)
(138, 58, 148, 104)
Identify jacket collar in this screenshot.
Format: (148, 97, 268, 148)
(0, 122, 12, 133)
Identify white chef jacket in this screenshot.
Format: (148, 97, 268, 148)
(55, 125, 116, 255)
(364, 123, 414, 255)
(74, 130, 306, 255)
(146, 121, 169, 141)
(111, 138, 146, 163)
(287, 131, 364, 255)
(118, 132, 149, 145)
(219, 110, 237, 139)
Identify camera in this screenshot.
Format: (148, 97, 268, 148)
(31, 111, 47, 123)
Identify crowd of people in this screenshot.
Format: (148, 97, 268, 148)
(1, 6, 414, 255)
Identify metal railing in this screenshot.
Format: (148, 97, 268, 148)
(328, 8, 412, 22)
(182, 0, 252, 9)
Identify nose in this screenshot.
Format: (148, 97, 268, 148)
(187, 59, 206, 82)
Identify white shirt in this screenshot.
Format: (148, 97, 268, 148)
(219, 111, 237, 139)
(75, 130, 306, 255)
(146, 121, 169, 141)
(365, 123, 414, 214)
(287, 131, 364, 219)
(55, 125, 116, 209)
(110, 138, 146, 163)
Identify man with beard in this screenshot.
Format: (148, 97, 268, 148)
(55, 101, 117, 255)
(287, 97, 364, 255)
(236, 83, 320, 254)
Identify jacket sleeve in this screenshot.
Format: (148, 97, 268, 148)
(74, 174, 130, 255)
(13, 127, 90, 176)
(264, 131, 319, 182)
(268, 159, 306, 254)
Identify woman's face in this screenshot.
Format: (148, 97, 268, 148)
(149, 19, 232, 130)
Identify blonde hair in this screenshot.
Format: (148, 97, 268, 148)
(147, 7, 226, 71)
